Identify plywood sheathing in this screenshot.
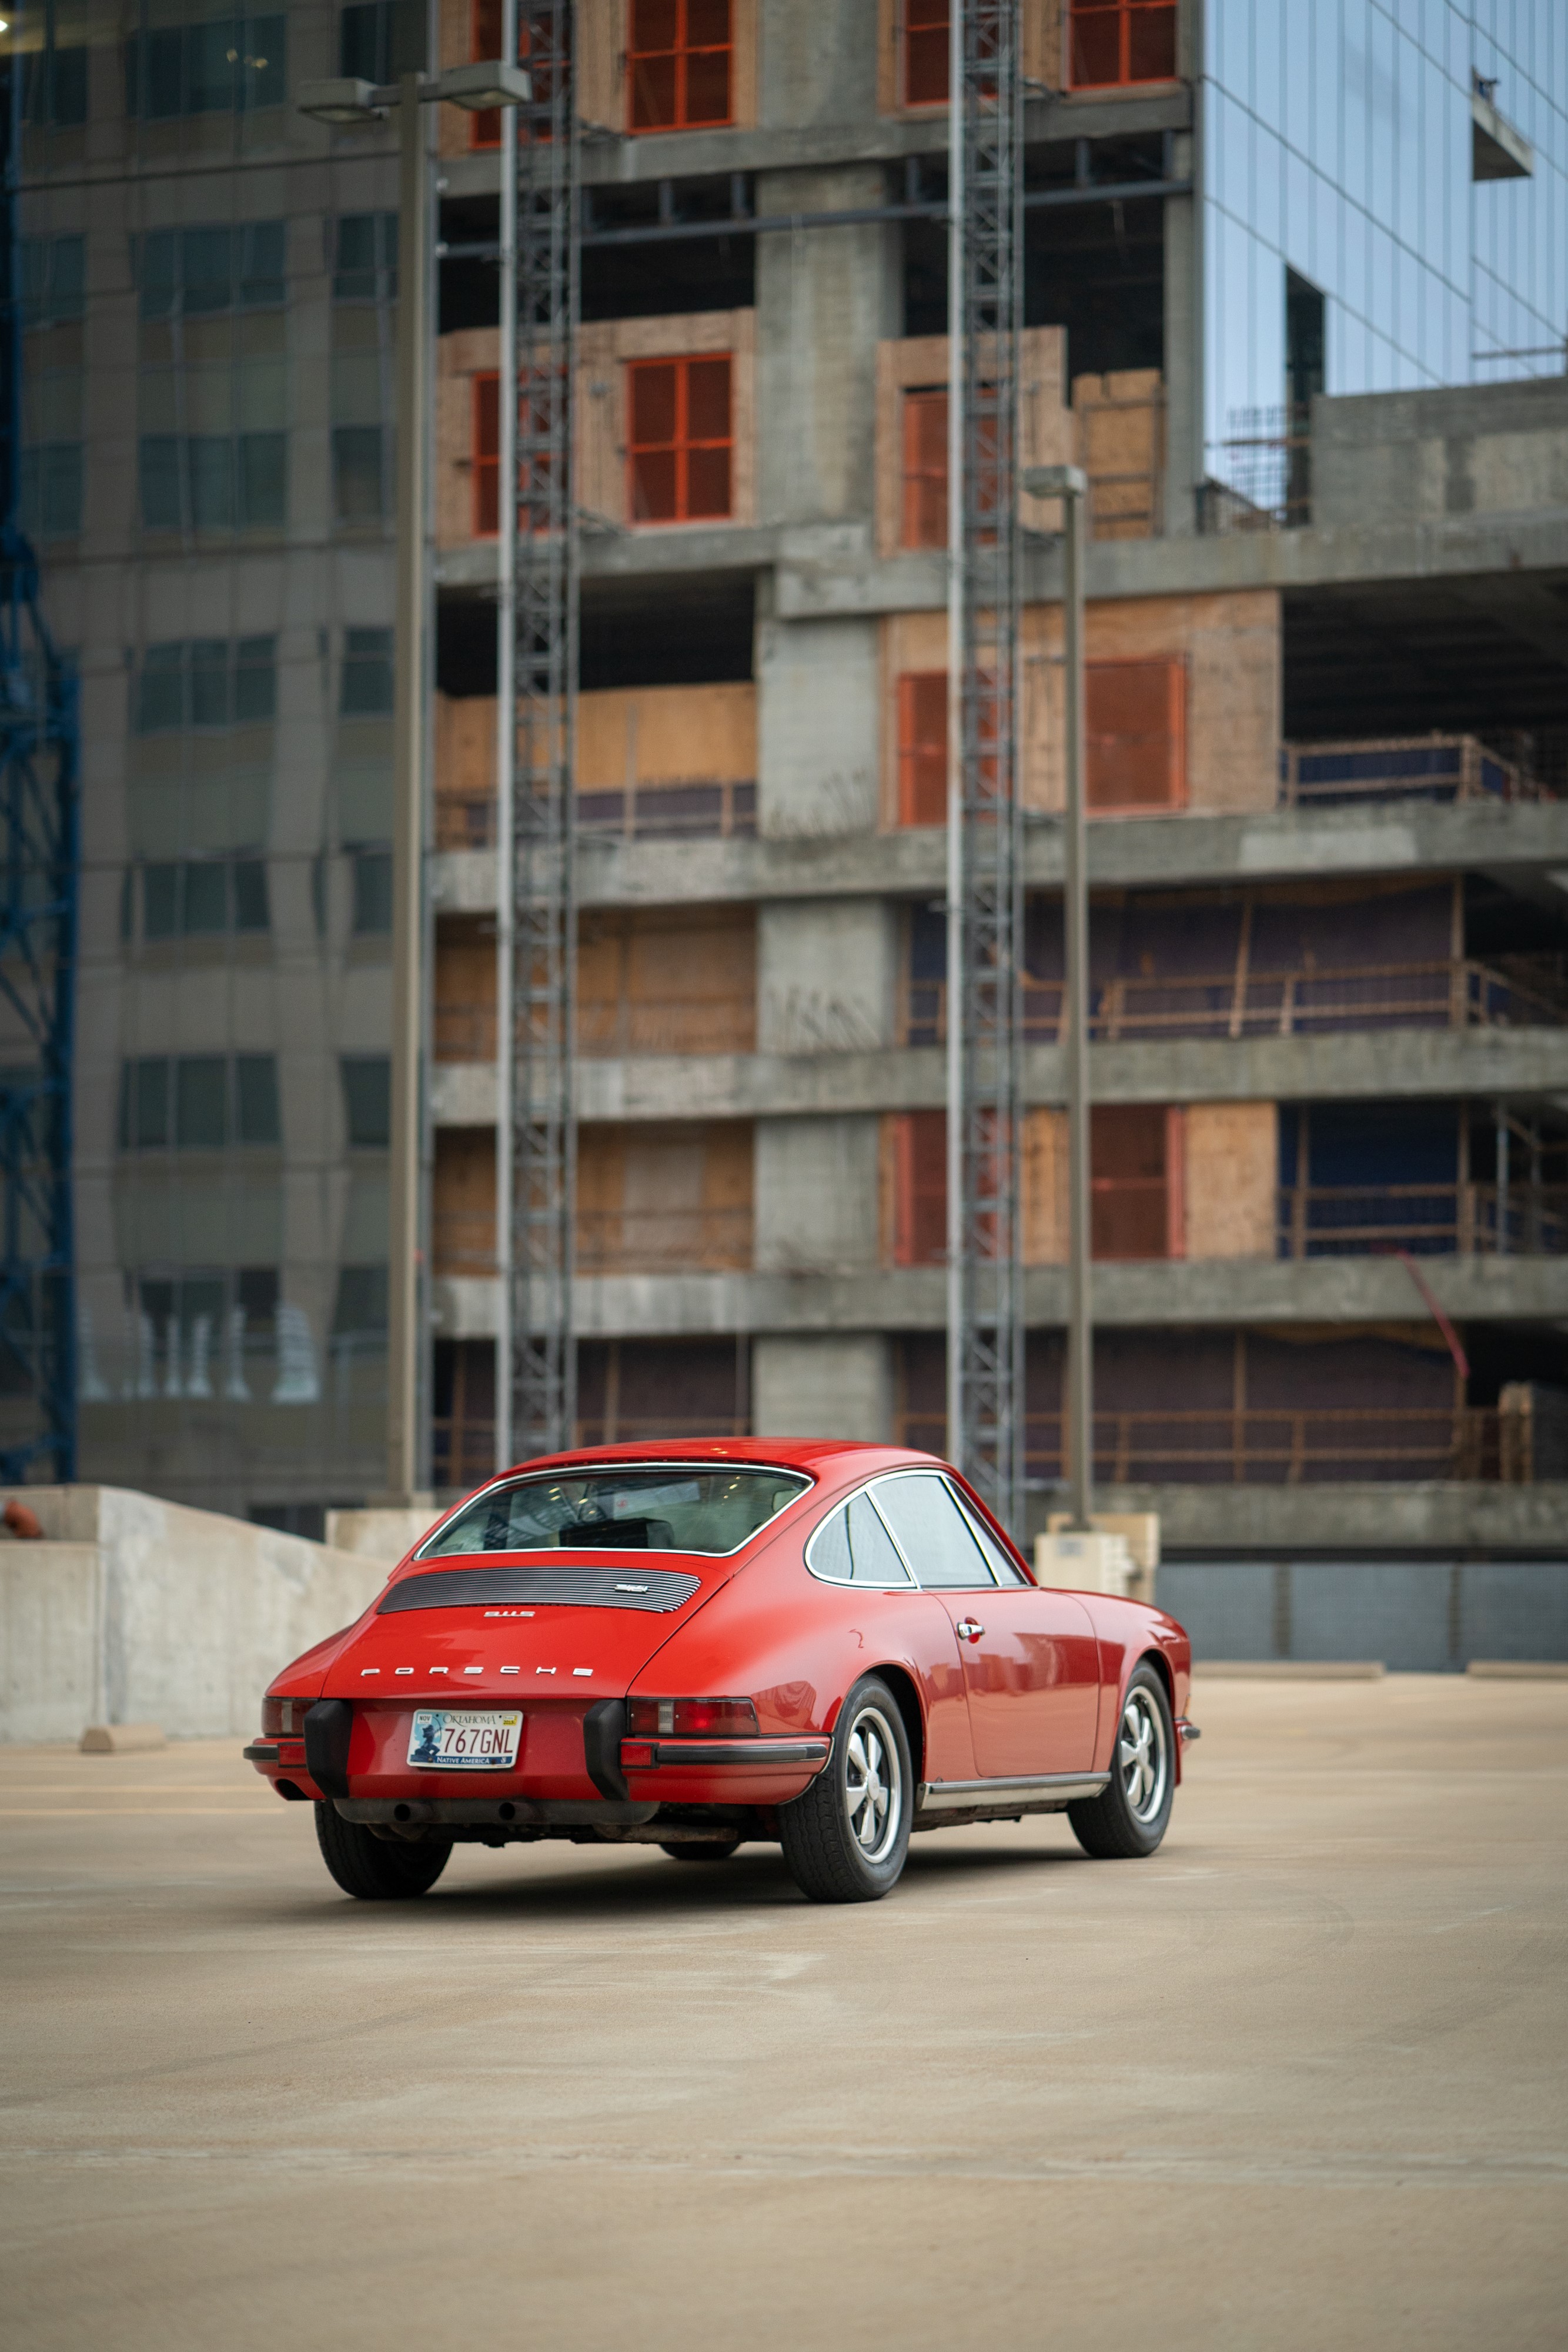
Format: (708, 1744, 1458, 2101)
(436, 310, 756, 547)
(881, 590, 1281, 823)
(874, 329, 1074, 558)
(434, 917, 496, 1063)
(580, 906, 757, 1057)
(579, 1120, 754, 1271)
(877, 0, 1060, 114)
(434, 679, 757, 841)
(433, 1126, 496, 1272)
(1185, 1102, 1277, 1259)
(1074, 370, 1166, 540)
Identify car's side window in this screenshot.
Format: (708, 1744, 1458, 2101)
(950, 1486, 1028, 1585)
(872, 1472, 997, 1589)
(807, 1491, 914, 1586)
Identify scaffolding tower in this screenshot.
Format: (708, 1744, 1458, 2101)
(494, 1, 579, 1468)
(945, 0, 1025, 1535)
(0, 39, 80, 1482)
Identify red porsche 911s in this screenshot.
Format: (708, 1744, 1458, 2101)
(245, 1439, 1197, 1905)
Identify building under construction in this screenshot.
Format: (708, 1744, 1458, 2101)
(13, 0, 1568, 1664)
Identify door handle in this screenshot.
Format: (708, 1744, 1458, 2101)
(955, 1617, 985, 1643)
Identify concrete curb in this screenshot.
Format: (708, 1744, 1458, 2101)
(1466, 1659, 1568, 1679)
(1192, 1660, 1386, 1679)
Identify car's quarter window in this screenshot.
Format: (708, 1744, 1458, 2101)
(806, 1491, 914, 1586)
(417, 1465, 810, 1560)
(952, 1490, 1028, 1585)
(872, 1472, 997, 1588)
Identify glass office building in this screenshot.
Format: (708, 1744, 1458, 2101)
(1202, 1, 1567, 501)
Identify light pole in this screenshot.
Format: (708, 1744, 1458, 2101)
(300, 62, 528, 1504)
(1025, 463, 1091, 1528)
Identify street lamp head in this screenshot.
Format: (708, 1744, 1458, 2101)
(434, 59, 530, 109)
(297, 75, 382, 123)
(1024, 464, 1090, 500)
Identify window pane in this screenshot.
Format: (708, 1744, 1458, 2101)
(138, 436, 182, 528)
(245, 16, 286, 109)
(239, 432, 286, 526)
(333, 425, 385, 522)
(232, 859, 270, 930)
(845, 1492, 912, 1583)
(182, 860, 229, 933)
(950, 1487, 1027, 1583)
(352, 848, 393, 934)
(41, 445, 83, 538)
(686, 355, 731, 441)
(631, 0, 678, 46)
(236, 1054, 281, 1144)
(235, 637, 278, 721)
(187, 20, 237, 111)
(342, 1054, 391, 1147)
(339, 0, 383, 80)
(144, 26, 184, 117)
(143, 863, 180, 939)
(134, 1057, 169, 1147)
(52, 46, 89, 125)
(630, 361, 677, 445)
(333, 1263, 389, 1337)
(631, 447, 677, 521)
(136, 646, 185, 732)
(240, 221, 286, 306)
(189, 640, 230, 727)
(341, 626, 394, 713)
(872, 1471, 994, 1587)
(684, 47, 730, 124)
(684, 445, 731, 518)
(189, 437, 236, 530)
(182, 227, 233, 312)
(176, 1056, 229, 1147)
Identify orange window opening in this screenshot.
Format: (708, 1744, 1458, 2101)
(1090, 1105, 1183, 1261)
(902, 389, 948, 549)
(904, 0, 949, 107)
(1068, 0, 1178, 91)
(892, 1111, 948, 1267)
(470, 2, 566, 149)
(628, 0, 733, 133)
(897, 672, 948, 827)
(473, 371, 500, 536)
(1085, 659, 1186, 814)
(627, 354, 733, 524)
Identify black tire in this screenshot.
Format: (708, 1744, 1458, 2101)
(660, 1841, 742, 1862)
(779, 1675, 913, 1903)
(314, 1803, 453, 1899)
(1068, 1663, 1175, 1860)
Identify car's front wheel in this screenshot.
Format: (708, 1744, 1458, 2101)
(315, 1803, 452, 1898)
(1067, 1663, 1175, 1859)
(779, 1675, 912, 1903)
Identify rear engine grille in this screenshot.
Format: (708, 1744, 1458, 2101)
(377, 1565, 703, 1615)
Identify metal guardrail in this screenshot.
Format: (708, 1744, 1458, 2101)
(1277, 1183, 1568, 1258)
(900, 1406, 1514, 1484)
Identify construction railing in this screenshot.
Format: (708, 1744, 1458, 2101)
(1278, 1182, 1568, 1258)
(903, 955, 1567, 1047)
(434, 1204, 754, 1277)
(900, 1407, 1514, 1484)
(1279, 733, 1544, 807)
(436, 780, 758, 853)
(435, 995, 755, 1063)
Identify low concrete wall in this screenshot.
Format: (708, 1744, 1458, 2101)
(324, 1506, 443, 1564)
(0, 1488, 389, 1743)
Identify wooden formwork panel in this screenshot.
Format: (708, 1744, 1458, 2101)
(579, 1119, 754, 1271)
(580, 904, 757, 1057)
(433, 1125, 497, 1274)
(1073, 369, 1166, 540)
(1184, 1102, 1278, 1260)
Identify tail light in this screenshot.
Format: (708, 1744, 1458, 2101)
(626, 1696, 758, 1738)
(261, 1695, 313, 1737)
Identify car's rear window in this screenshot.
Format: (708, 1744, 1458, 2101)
(417, 1465, 811, 1561)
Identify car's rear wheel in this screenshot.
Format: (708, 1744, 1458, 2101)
(1067, 1663, 1174, 1859)
(779, 1675, 912, 1903)
(660, 1840, 742, 1862)
(315, 1803, 452, 1898)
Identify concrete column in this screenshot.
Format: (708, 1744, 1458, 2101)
(757, 898, 899, 1054)
(753, 1333, 894, 1443)
(755, 609, 881, 837)
(754, 164, 900, 528)
(757, 0, 879, 131)
(754, 1117, 883, 1275)
(1162, 135, 1202, 537)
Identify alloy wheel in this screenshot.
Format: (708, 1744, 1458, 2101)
(844, 1703, 902, 1864)
(1117, 1686, 1169, 1824)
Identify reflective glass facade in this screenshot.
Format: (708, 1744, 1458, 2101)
(1202, 2, 1568, 498)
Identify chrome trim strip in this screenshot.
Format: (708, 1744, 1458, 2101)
(917, 1772, 1110, 1811)
(638, 1738, 830, 1768)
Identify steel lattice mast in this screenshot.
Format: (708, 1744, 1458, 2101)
(495, 1, 578, 1467)
(945, 0, 1025, 1535)
(0, 22, 79, 1482)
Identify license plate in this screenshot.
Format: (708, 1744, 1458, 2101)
(407, 1709, 522, 1770)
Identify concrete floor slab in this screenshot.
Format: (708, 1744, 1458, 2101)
(2, 1676, 1564, 2350)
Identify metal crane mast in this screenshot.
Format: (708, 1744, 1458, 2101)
(945, 0, 1025, 1535)
(494, 0, 579, 1466)
(0, 37, 80, 1482)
